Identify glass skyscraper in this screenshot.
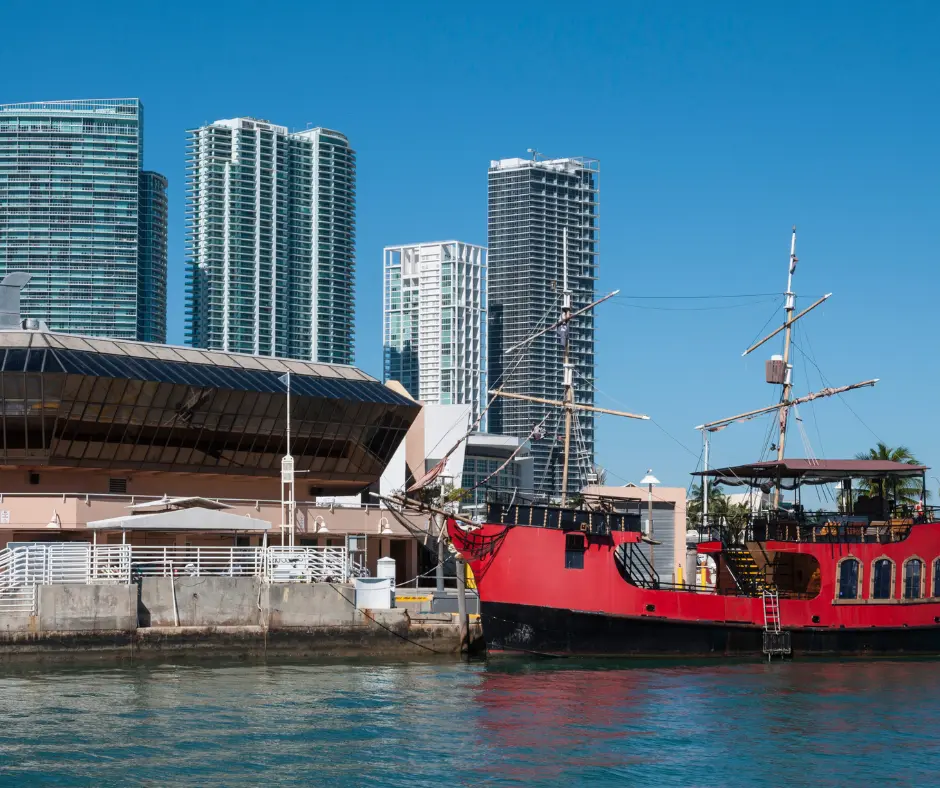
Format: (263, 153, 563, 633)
(0, 98, 167, 340)
(185, 118, 356, 363)
(487, 156, 599, 495)
(383, 241, 486, 422)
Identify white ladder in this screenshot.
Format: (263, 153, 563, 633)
(761, 586, 790, 659)
(762, 587, 781, 634)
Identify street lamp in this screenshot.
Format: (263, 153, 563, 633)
(640, 470, 660, 571)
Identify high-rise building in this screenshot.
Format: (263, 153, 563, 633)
(185, 118, 356, 363)
(137, 171, 168, 343)
(383, 241, 486, 421)
(487, 156, 599, 495)
(0, 98, 168, 340)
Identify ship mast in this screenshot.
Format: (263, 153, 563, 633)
(696, 227, 876, 512)
(491, 227, 649, 507)
(560, 227, 574, 502)
(776, 227, 797, 466)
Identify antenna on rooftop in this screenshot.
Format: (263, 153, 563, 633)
(527, 148, 542, 161)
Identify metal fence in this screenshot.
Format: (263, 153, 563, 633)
(0, 548, 36, 614)
(0, 543, 350, 614)
(3, 543, 131, 587)
(131, 546, 266, 578)
(265, 546, 349, 583)
(129, 545, 348, 583)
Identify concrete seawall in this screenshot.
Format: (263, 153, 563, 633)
(0, 580, 481, 663)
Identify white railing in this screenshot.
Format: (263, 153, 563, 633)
(0, 548, 37, 614)
(0, 544, 350, 599)
(3, 543, 131, 588)
(131, 546, 266, 578)
(130, 545, 349, 583)
(265, 546, 348, 583)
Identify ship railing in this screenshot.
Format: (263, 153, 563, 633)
(691, 511, 914, 545)
(485, 501, 642, 535)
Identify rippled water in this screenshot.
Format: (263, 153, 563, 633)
(0, 657, 937, 786)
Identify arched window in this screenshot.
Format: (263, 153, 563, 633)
(933, 559, 940, 598)
(837, 558, 861, 600)
(872, 558, 894, 599)
(903, 558, 924, 600)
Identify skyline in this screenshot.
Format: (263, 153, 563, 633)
(3, 0, 939, 493)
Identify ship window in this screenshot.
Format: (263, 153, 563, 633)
(903, 558, 924, 600)
(933, 559, 940, 597)
(837, 558, 860, 600)
(565, 534, 586, 570)
(872, 558, 894, 599)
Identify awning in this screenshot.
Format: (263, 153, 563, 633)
(88, 508, 271, 532)
(694, 458, 927, 483)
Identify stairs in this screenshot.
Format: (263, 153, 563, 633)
(723, 546, 766, 595)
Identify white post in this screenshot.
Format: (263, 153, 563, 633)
(703, 431, 710, 530)
(279, 372, 296, 549)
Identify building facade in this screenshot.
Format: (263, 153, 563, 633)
(185, 118, 356, 364)
(382, 241, 486, 422)
(137, 171, 168, 343)
(0, 98, 167, 341)
(487, 156, 599, 495)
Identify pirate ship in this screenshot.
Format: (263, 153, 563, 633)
(447, 228, 939, 658)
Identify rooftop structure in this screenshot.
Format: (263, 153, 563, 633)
(0, 328, 417, 485)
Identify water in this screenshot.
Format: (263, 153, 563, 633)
(0, 657, 936, 787)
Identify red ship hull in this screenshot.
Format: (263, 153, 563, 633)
(448, 518, 940, 658)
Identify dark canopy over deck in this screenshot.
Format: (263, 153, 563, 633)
(694, 459, 927, 487)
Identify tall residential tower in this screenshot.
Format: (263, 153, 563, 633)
(383, 241, 486, 421)
(185, 118, 356, 363)
(0, 98, 167, 340)
(487, 156, 599, 495)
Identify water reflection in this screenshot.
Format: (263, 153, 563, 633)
(0, 659, 937, 787)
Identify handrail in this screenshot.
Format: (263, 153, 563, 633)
(615, 542, 660, 589)
(0, 491, 387, 509)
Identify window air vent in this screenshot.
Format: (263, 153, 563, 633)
(109, 478, 128, 495)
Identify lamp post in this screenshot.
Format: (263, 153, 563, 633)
(640, 470, 660, 572)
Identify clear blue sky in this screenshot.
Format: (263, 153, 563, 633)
(3, 0, 939, 493)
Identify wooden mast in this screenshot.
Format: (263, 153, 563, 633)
(697, 227, 877, 510)
(776, 227, 798, 470)
(560, 227, 574, 505)
(490, 227, 649, 506)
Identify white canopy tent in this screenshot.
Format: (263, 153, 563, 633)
(87, 507, 272, 545)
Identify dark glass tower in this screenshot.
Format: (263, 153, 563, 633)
(487, 156, 599, 495)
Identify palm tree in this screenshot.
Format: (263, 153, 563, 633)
(854, 443, 926, 505)
(687, 484, 729, 528)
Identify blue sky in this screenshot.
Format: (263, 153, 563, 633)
(3, 0, 939, 493)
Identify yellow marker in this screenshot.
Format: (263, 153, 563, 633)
(466, 563, 477, 590)
(396, 595, 432, 603)
(676, 565, 684, 587)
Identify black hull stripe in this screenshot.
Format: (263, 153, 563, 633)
(482, 602, 940, 658)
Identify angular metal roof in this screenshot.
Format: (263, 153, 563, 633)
(0, 330, 377, 382)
